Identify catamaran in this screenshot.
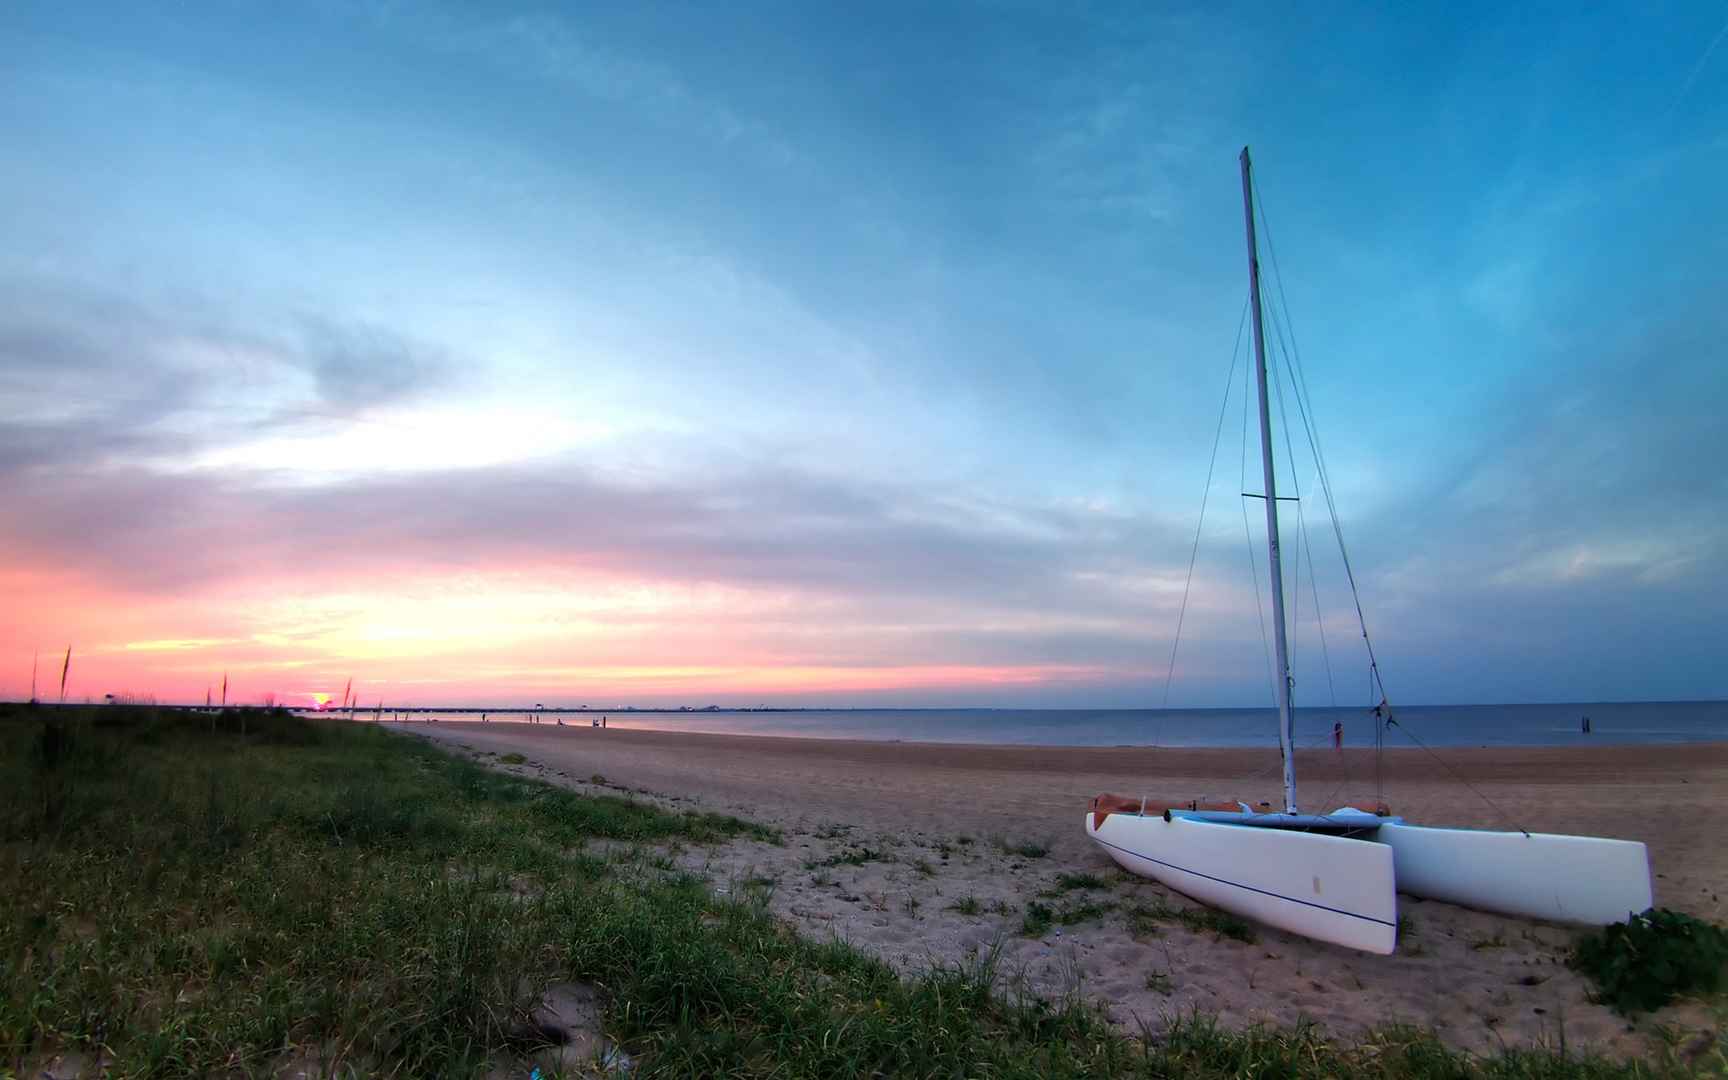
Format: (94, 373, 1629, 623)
(1084, 148, 1653, 955)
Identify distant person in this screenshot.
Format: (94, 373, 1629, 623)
(1332, 720, 1343, 751)
(602, 715, 607, 729)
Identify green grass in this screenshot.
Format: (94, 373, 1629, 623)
(1049, 871, 1109, 894)
(498, 751, 526, 764)
(0, 705, 1706, 1078)
(1022, 899, 1117, 937)
(1127, 898, 1258, 945)
(1021, 901, 1055, 937)
(0, 705, 776, 1077)
(999, 837, 1050, 859)
(947, 895, 983, 916)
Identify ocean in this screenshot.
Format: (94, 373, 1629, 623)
(370, 700, 1728, 748)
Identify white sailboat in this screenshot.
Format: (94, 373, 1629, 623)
(1085, 147, 1653, 955)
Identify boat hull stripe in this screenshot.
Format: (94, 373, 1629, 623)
(1090, 834, 1396, 928)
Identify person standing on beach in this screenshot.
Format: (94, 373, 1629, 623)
(1332, 720, 1343, 751)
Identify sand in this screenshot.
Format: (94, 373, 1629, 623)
(393, 721, 1728, 1061)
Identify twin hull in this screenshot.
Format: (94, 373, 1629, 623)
(1085, 811, 1652, 955)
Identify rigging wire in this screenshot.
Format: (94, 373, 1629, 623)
(1309, 741, 1356, 820)
(1252, 174, 1527, 831)
(1254, 182, 1391, 798)
(1159, 293, 1251, 742)
(1239, 337, 1279, 704)
(1299, 494, 1339, 706)
(1251, 174, 1386, 702)
(1266, 307, 1306, 688)
(1377, 718, 1532, 838)
(1263, 298, 1338, 706)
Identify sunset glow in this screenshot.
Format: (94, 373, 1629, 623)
(3, 4, 1724, 709)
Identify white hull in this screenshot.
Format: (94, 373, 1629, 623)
(1377, 821, 1652, 925)
(1085, 811, 1398, 954)
(1086, 809, 1653, 953)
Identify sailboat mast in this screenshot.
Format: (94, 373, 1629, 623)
(1239, 146, 1298, 814)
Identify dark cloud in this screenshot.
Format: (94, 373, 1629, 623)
(294, 316, 449, 407)
(0, 452, 1189, 612)
(0, 281, 453, 473)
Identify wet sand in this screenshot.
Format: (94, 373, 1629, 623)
(394, 721, 1728, 1060)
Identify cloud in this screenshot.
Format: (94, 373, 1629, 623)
(365, 4, 798, 165)
(1302, 307, 1728, 702)
(0, 448, 1190, 606)
(294, 315, 450, 408)
(12, 283, 1722, 705)
(0, 281, 455, 472)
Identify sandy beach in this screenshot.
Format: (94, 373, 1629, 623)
(395, 721, 1727, 1061)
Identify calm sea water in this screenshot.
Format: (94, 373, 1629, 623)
(373, 701, 1728, 748)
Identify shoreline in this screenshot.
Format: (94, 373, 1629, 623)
(354, 700, 1728, 750)
(385, 717, 1728, 775)
(396, 721, 1728, 1060)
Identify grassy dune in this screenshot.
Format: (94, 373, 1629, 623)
(0, 706, 1707, 1077)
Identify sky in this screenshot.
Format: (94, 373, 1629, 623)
(2, 2, 1725, 710)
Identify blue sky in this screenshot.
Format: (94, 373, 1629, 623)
(2, 2, 1725, 708)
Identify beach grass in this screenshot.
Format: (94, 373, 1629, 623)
(1049, 870, 1110, 893)
(1022, 898, 1118, 937)
(1, 705, 1709, 1078)
(1128, 897, 1259, 944)
(999, 836, 1051, 859)
(805, 844, 892, 869)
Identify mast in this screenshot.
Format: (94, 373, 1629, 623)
(1240, 146, 1298, 814)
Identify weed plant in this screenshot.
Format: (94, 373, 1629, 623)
(1572, 908, 1728, 1014)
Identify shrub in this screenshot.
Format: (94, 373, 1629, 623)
(1571, 907, 1728, 1014)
